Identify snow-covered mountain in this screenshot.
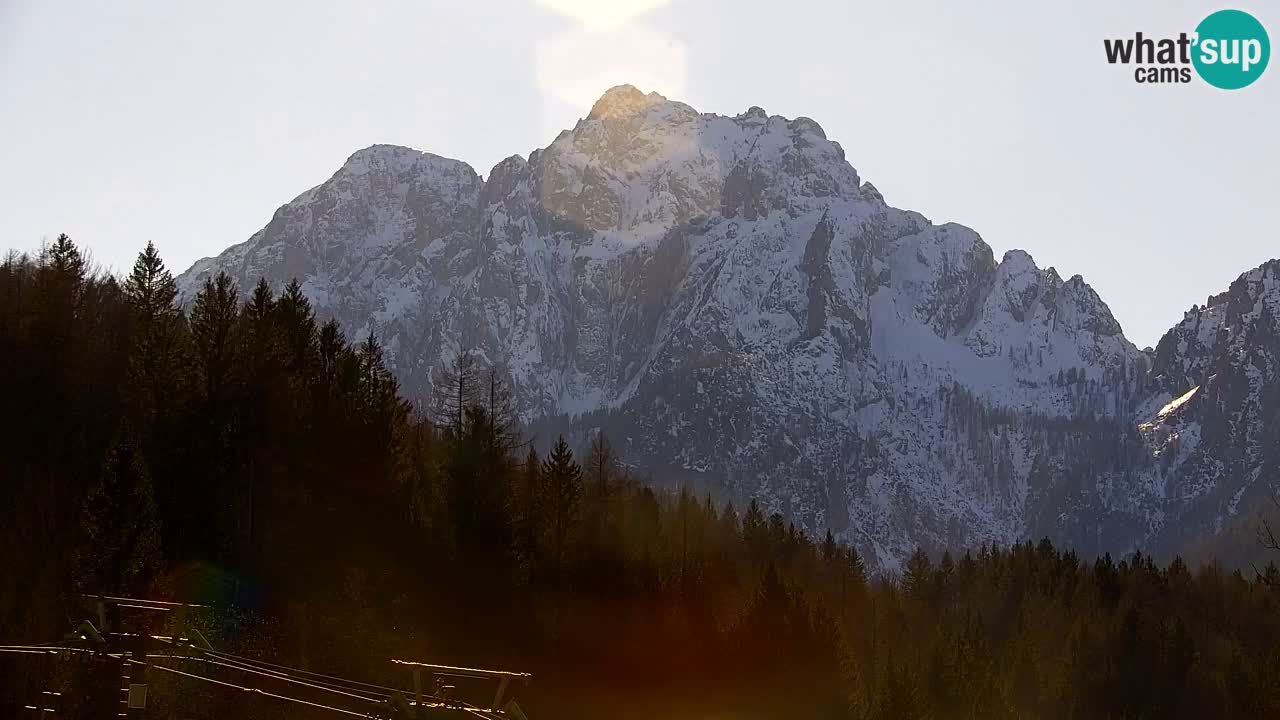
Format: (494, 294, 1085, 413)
(1136, 261, 1280, 556)
(178, 86, 1278, 568)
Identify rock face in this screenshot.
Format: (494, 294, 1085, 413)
(1136, 261, 1280, 555)
(178, 86, 1279, 568)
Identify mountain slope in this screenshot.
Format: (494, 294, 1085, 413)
(178, 86, 1277, 568)
(1139, 261, 1280, 557)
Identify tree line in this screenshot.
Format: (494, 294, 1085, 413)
(1, 236, 1279, 719)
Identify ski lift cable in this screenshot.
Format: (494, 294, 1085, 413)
(195, 653, 392, 700)
(0, 645, 114, 654)
(3, 645, 506, 717)
(1, 642, 390, 706)
(79, 594, 208, 604)
(201, 651, 514, 715)
(127, 659, 368, 718)
(115, 603, 172, 612)
(148, 653, 390, 703)
(391, 659, 532, 679)
(160, 634, 409, 699)
(0, 640, 78, 648)
(204, 646, 411, 695)
(0, 647, 130, 661)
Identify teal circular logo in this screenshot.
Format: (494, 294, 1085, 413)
(1192, 9, 1270, 89)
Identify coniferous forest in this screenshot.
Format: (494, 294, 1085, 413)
(3, 236, 1280, 719)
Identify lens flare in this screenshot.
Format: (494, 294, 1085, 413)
(537, 24, 687, 119)
(534, 0, 672, 31)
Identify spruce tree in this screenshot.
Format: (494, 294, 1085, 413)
(237, 277, 281, 566)
(47, 232, 86, 279)
(719, 501, 740, 545)
(445, 404, 513, 582)
(822, 528, 838, 563)
(123, 241, 184, 415)
(903, 547, 933, 603)
(73, 430, 162, 593)
(125, 241, 179, 326)
(847, 545, 867, 590)
(743, 498, 767, 564)
(32, 235, 89, 473)
(516, 445, 543, 581)
(190, 272, 241, 404)
(123, 242, 187, 555)
(189, 272, 243, 559)
(317, 318, 345, 382)
(246, 277, 275, 325)
(276, 278, 317, 376)
(541, 436, 582, 585)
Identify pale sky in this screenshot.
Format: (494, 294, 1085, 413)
(1, 0, 1275, 348)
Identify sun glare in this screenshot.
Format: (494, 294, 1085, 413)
(536, 24, 688, 116)
(533, 0, 672, 31)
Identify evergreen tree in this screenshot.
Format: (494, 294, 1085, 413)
(123, 241, 185, 416)
(125, 241, 179, 327)
(847, 545, 867, 589)
(768, 512, 788, 563)
(190, 272, 241, 404)
(73, 430, 161, 593)
(123, 242, 188, 554)
(47, 232, 86, 280)
(743, 498, 767, 564)
(822, 528, 839, 563)
(842, 645, 872, 720)
(276, 279, 317, 376)
(8, 234, 1280, 720)
(719, 501, 740, 546)
(903, 547, 933, 603)
(880, 658, 931, 720)
(402, 412, 440, 538)
(188, 272, 243, 559)
(446, 405, 513, 576)
(541, 436, 582, 585)
(515, 445, 543, 581)
(237, 277, 282, 568)
(246, 277, 275, 325)
(317, 318, 345, 385)
(355, 331, 409, 499)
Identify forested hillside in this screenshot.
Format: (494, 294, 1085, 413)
(2, 236, 1280, 719)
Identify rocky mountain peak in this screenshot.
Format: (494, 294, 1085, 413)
(176, 86, 1279, 570)
(587, 84, 672, 121)
(340, 143, 432, 173)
